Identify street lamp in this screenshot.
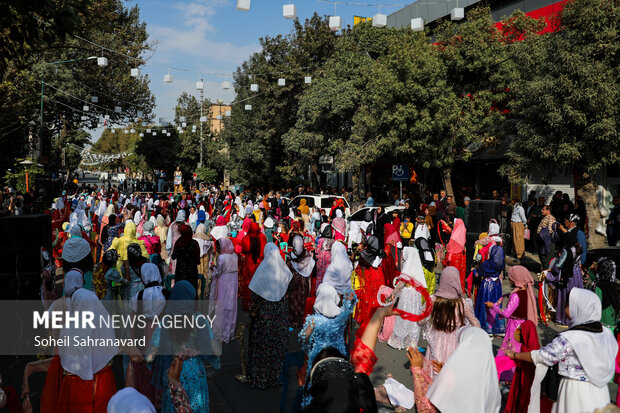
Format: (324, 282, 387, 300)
(20, 159, 34, 192)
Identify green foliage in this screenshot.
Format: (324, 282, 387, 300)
(3, 158, 45, 193)
(500, 0, 620, 182)
(196, 166, 217, 184)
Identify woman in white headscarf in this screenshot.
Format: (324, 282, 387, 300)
(286, 234, 315, 328)
(298, 284, 357, 407)
(166, 210, 186, 273)
(247, 243, 293, 389)
(208, 238, 238, 343)
(407, 326, 501, 413)
(321, 241, 353, 294)
(154, 215, 169, 261)
(508, 288, 618, 413)
(107, 387, 155, 413)
(385, 246, 427, 350)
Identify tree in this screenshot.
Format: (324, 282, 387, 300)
(173, 92, 213, 172)
(500, 0, 620, 247)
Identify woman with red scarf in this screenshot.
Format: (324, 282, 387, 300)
(239, 222, 267, 311)
(354, 235, 385, 327)
(445, 218, 467, 291)
(504, 320, 541, 413)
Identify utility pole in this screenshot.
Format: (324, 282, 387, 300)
(199, 78, 204, 168)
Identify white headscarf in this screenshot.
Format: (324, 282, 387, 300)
(96, 200, 107, 219)
(249, 243, 293, 301)
(59, 288, 118, 380)
(560, 288, 618, 387)
(313, 283, 342, 318)
(401, 246, 427, 288)
(64, 269, 84, 296)
(264, 216, 275, 229)
(290, 235, 315, 277)
(488, 221, 502, 243)
(210, 224, 229, 241)
(322, 242, 353, 294)
(133, 210, 142, 224)
(427, 326, 501, 413)
(61, 237, 91, 263)
(414, 223, 430, 240)
(131, 263, 166, 318)
(335, 209, 343, 218)
(107, 387, 156, 413)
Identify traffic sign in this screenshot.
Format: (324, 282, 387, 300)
(392, 164, 409, 181)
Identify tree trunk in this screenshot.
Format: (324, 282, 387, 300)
(442, 167, 455, 197)
(352, 166, 361, 204)
(575, 171, 606, 249)
(310, 161, 320, 193)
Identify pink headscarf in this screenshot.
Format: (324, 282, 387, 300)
(507, 265, 538, 324)
(331, 217, 346, 240)
(435, 266, 462, 300)
(216, 216, 226, 226)
(446, 218, 466, 254)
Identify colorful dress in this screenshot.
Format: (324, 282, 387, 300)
(287, 265, 311, 329)
(354, 263, 384, 326)
(314, 238, 333, 293)
(545, 252, 584, 326)
(475, 245, 506, 334)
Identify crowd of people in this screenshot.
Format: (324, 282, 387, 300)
(8, 181, 620, 413)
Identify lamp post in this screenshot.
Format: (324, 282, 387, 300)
(20, 159, 34, 193)
(40, 56, 100, 163)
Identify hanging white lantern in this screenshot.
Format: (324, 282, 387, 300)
(304, 76, 312, 84)
(111, 129, 116, 134)
(278, 78, 286, 86)
(451, 7, 464, 20)
(124, 130, 129, 134)
(182, 122, 187, 127)
(137, 110, 143, 117)
(329, 16, 342, 31)
(283, 4, 297, 19)
(216, 115, 222, 120)
(162, 129, 167, 134)
(236, 0, 250, 11)
(81, 115, 87, 121)
(114, 106, 122, 113)
(104, 114, 110, 120)
(179, 116, 186, 122)
(130, 129, 135, 133)
(221, 81, 231, 90)
(97, 57, 108, 67)
(167, 133, 171, 137)
(372, 13, 387, 27)
(83, 105, 89, 111)
(245, 104, 252, 110)
(177, 126, 182, 131)
(147, 128, 151, 133)
(225, 110, 231, 116)
(411, 17, 424, 31)
(91, 96, 98, 103)
(200, 116, 207, 122)
(196, 81, 204, 90)
(152, 132, 157, 135)
(164, 73, 174, 83)
(139, 133, 144, 137)
(130, 68, 140, 77)
(250, 83, 259, 92)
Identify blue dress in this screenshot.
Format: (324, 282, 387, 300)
(149, 325, 221, 413)
(475, 245, 506, 334)
(299, 294, 356, 407)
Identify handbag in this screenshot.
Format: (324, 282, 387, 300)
(540, 362, 561, 401)
(524, 228, 531, 240)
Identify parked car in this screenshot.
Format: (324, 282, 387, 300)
(289, 195, 352, 218)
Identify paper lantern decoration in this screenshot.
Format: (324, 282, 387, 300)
(196, 81, 204, 90)
(372, 13, 387, 27)
(451, 7, 464, 20)
(97, 57, 108, 67)
(137, 110, 143, 117)
(139, 133, 144, 137)
(131, 68, 140, 77)
(81, 115, 87, 121)
(114, 106, 122, 113)
(283, 4, 296, 19)
(179, 116, 186, 122)
(245, 104, 252, 110)
(278, 78, 286, 86)
(250, 83, 259, 92)
(225, 110, 231, 116)
(104, 114, 110, 120)
(152, 132, 157, 135)
(182, 122, 187, 127)
(221, 81, 231, 90)
(162, 129, 167, 134)
(91, 96, 98, 103)
(304, 76, 312, 84)
(329, 16, 341, 31)
(124, 130, 129, 134)
(236, 0, 250, 11)
(411, 18, 424, 31)
(111, 129, 116, 134)
(147, 129, 151, 133)
(83, 105, 89, 111)
(200, 116, 207, 122)
(167, 133, 171, 137)
(130, 129, 135, 133)
(164, 73, 174, 83)
(216, 115, 222, 120)
(177, 126, 182, 131)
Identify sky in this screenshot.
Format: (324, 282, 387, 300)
(92, 0, 408, 140)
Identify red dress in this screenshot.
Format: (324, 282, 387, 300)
(239, 222, 267, 311)
(446, 250, 467, 291)
(354, 263, 384, 326)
